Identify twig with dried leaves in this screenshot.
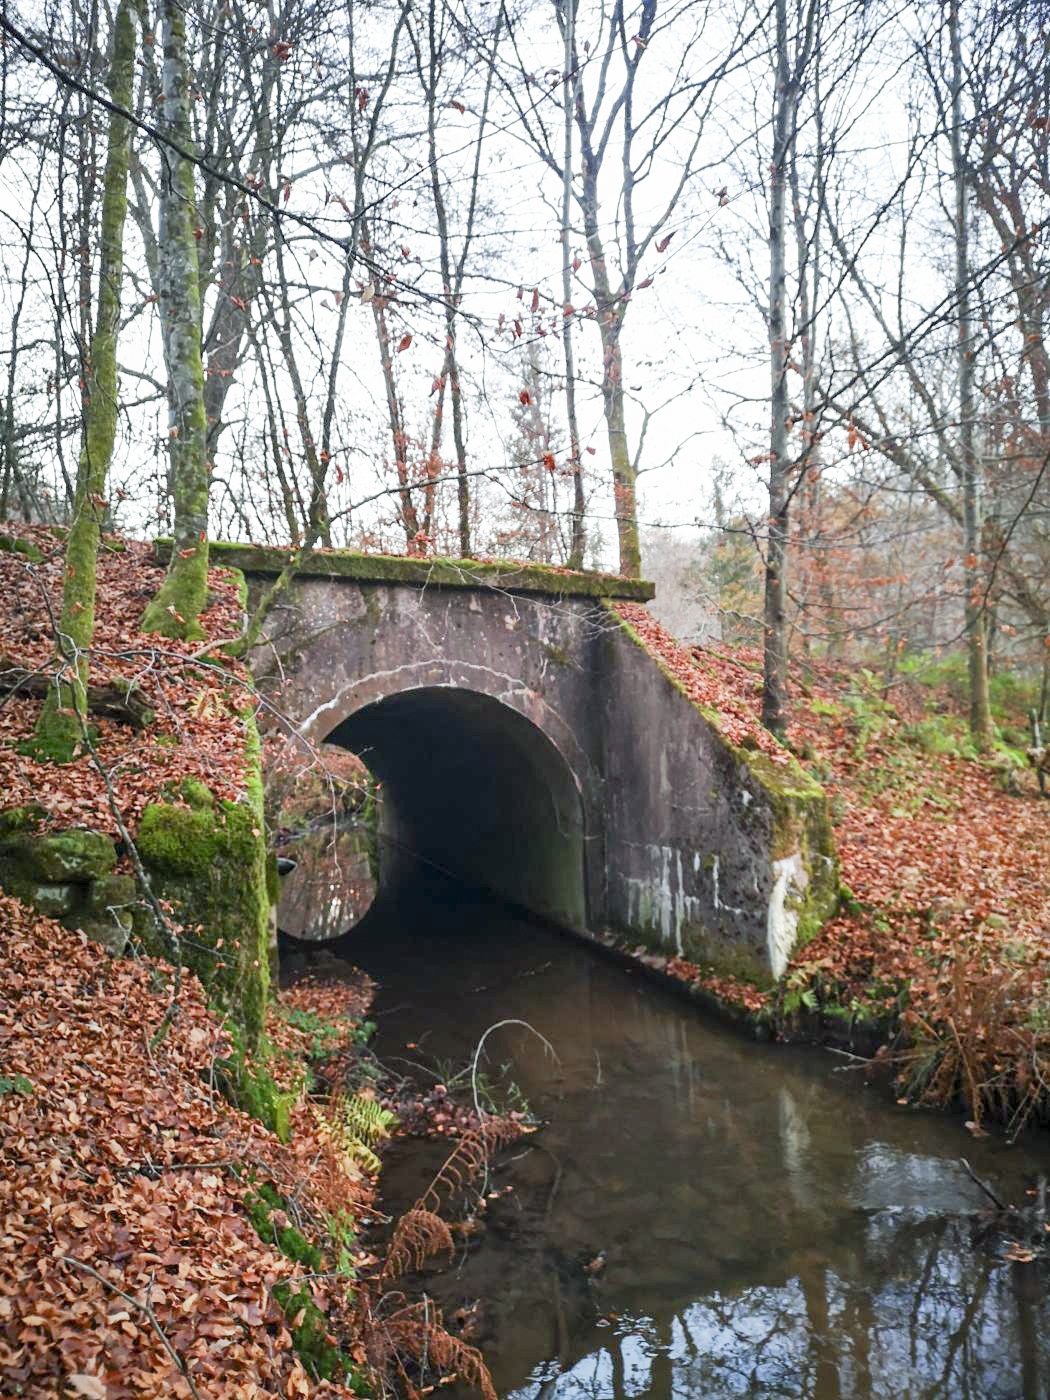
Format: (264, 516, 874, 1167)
(60, 1256, 203, 1400)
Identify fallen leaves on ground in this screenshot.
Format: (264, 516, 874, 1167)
(0, 895, 375, 1398)
(614, 603, 789, 760)
(0, 528, 252, 836)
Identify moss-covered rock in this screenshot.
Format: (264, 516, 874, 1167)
(180, 776, 215, 810)
(0, 806, 44, 840)
(135, 714, 270, 1043)
(0, 821, 136, 956)
(84, 872, 137, 916)
(0, 828, 116, 882)
(0, 861, 82, 919)
(0, 532, 45, 563)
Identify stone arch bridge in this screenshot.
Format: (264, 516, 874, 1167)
(213, 544, 837, 982)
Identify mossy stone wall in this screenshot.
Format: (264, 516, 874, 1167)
(135, 738, 271, 1044)
(0, 788, 272, 1037)
(596, 602, 839, 984)
(0, 811, 133, 953)
(154, 537, 656, 601)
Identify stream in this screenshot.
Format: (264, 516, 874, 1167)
(308, 885, 1050, 1399)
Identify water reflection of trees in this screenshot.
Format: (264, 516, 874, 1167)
(370, 923, 1049, 1400)
(510, 1214, 1048, 1399)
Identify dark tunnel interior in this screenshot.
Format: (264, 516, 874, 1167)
(326, 687, 587, 931)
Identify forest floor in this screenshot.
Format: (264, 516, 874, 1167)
(617, 603, 1050, 1136)
(0, 895, 384, 1398)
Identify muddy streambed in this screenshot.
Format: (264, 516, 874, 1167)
(318, 891, 1050, 1399)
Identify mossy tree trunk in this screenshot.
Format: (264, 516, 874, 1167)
(141, 0, 210, 641)
(949, 0, 993, 750)
(30, 1, 136, 762)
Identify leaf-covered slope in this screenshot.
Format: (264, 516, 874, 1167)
(0, 897, 372, 1399)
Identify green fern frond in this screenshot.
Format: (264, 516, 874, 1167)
(343, 1133, 383, 1175)
(338, 1092, 397, 1147)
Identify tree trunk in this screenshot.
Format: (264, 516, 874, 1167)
(762, 0, 792, 739)
(561, 0, 586, 569)
(31, 0, 135, 760)
(141, 0, 211, 640)
(600, 313, 641, 578)
(950, 0, 993, 747)
(419, 0, 472, 557)
(371, 286, 421, 549)
(578, 152, 640, 577)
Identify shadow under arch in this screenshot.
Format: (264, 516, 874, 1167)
(325, 685, 587, 932)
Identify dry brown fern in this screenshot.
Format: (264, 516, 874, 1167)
(380, 1300, 497, 1400)
(418, 1116, 522, 1214)
(382, 1207, 454, 1279)
(372, 1112, 528, 1394)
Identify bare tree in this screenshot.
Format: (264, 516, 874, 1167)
(489, 0, 760, 577)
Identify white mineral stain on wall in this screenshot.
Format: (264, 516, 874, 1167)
(620, 839, 810, 976)
(766, 852, 808, 979)
(621, 844, 714, 956)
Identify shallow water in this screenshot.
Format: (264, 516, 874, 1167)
(321, 891, 1050, 1399)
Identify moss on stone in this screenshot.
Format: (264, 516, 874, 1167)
(678, 923, 775, 989)
(155, 538, 655, 601)
(0, 828, 116, 882)
(244, 1183, 368, 1390)
(245, 1183, 324, 1270)
(0, 860, 82, 919)
(84, 872, 137, 916)
(213, 1030, 298, 1140)
(180, 776, 214, 809)
(136, 713, 270, 1043)
(22, 703, 83, 764)
(0, 806, 43, 840)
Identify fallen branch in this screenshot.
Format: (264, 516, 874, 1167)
(960, 1157, 1008, 1212)
(0, 653, 153, 728)
(60, 1255, 203, 1400)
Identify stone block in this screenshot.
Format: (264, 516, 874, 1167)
(84, 873, 138, 917)
(0, 859, 82, 919)
(75, 915, 131, 956)
(4, 829, 116, 883)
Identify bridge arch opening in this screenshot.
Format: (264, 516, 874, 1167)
(326, 686, 587, 932)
